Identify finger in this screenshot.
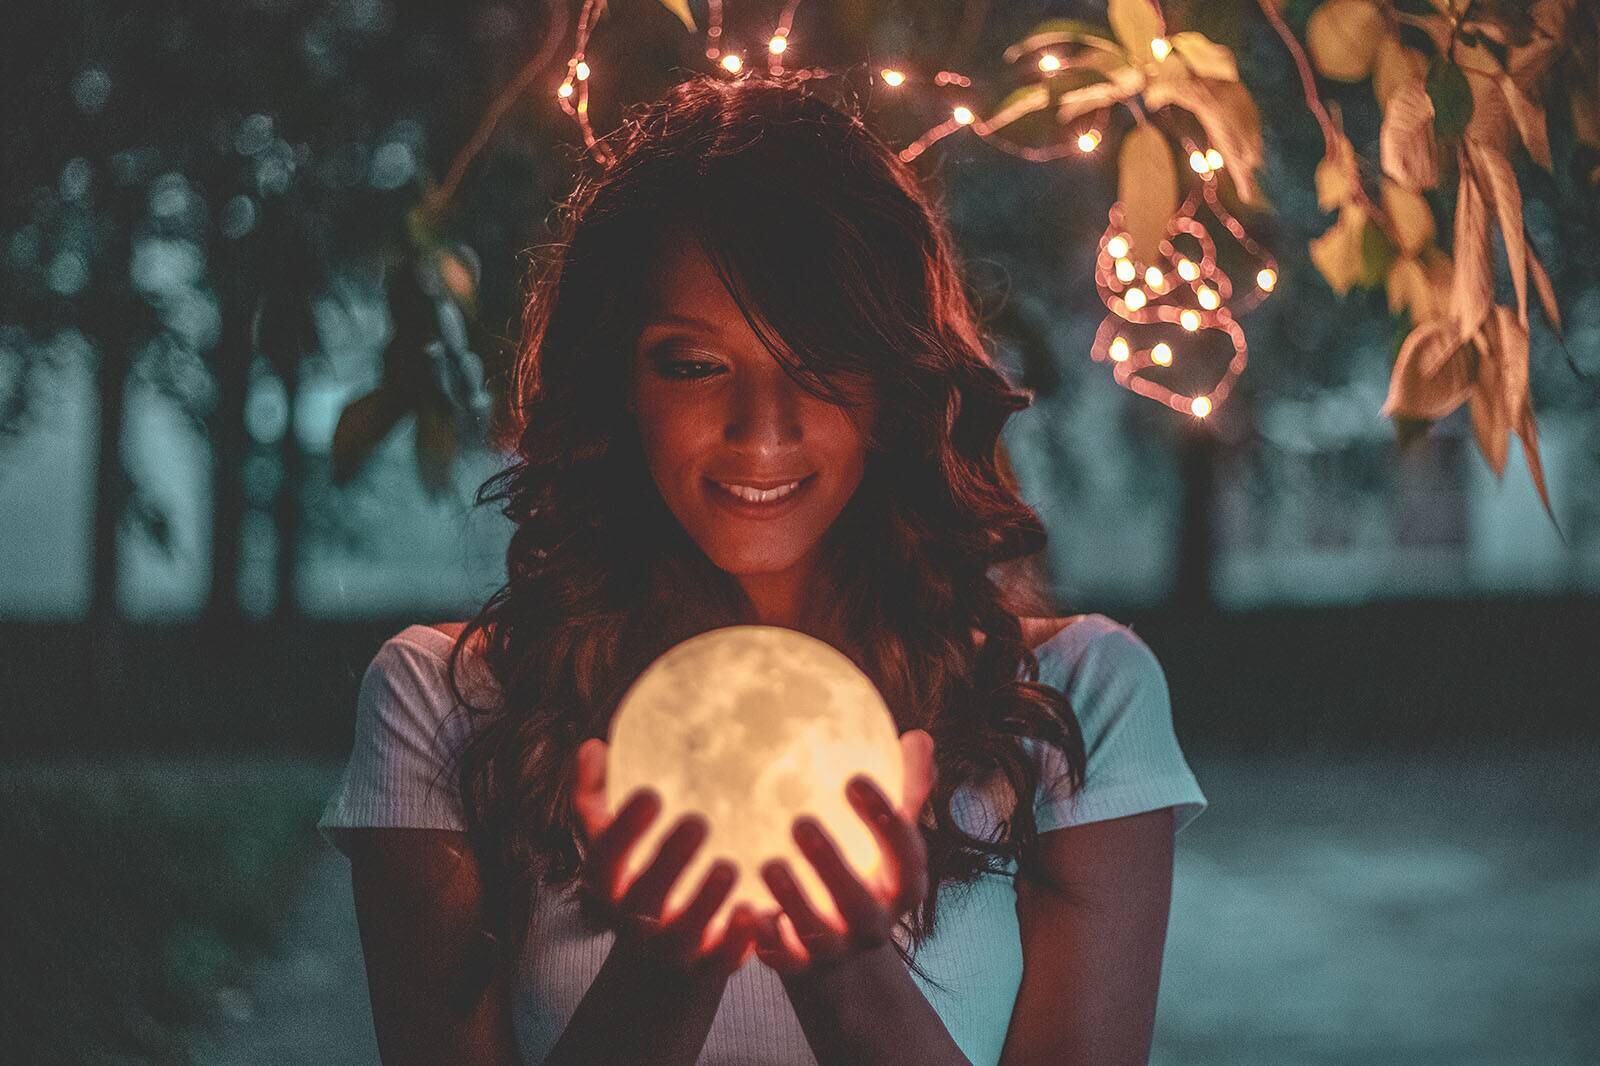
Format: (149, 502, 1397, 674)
(793, 816, 890, 945)
(702, 903, 757, 975)
(761, 857, 840, 955)
(752, 912, 807, 974)
(898, 729, 936, 823)
(656, 858, 736, 956)
(572, 739, 611, 840)
(619, 814, 710, 918)
(847, 775, 928, 913)
(583, 787, 660, 900)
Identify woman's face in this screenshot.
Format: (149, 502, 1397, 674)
(627, 235, 877, 605)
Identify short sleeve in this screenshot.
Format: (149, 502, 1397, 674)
(318, 630, 477, 854)
(1031, 621, 1208, 836)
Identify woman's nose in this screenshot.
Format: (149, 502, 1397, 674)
(724, 372, 803, 446)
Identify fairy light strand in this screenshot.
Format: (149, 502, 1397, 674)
(553, 0, 1276, 416)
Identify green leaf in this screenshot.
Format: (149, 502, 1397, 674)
(1360, 219, 1399, 286)
(1426, 58, 1474, 140)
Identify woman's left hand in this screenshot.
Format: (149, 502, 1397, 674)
(752, 728, 937, 976)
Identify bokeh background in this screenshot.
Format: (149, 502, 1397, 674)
(3, 0, 1597, 1063)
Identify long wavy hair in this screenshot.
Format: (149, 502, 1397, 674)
(440, 72, 1087, 985)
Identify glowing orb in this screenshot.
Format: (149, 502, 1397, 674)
(606, 625, 904, 944)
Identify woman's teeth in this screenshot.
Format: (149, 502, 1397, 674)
(714, 479, 803, 503)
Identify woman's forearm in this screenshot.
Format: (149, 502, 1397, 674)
(542, 939, 730, 1066)
(781, 943, 972, 1066)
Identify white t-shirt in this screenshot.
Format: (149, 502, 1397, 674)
(320, 614, 1208, 1065)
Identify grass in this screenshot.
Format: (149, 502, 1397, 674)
(0, 757, 337, 1066)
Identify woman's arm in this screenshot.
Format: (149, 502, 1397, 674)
(348, 829, 518, 1065)
(349, 827, 742, 1066)
(998, 807, 1177, 1066)
(779, 944, 971, 1065)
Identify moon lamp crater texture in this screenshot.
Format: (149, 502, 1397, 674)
(606, 625, 904, 938)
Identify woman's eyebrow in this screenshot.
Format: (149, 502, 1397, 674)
(638, 311, 717, 332)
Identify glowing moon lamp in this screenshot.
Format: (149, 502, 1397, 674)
(606, 625, 904, 946)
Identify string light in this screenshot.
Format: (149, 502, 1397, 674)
(553, 0, 1278, 419)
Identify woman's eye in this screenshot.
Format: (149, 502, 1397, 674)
(659, 360, 723, 380)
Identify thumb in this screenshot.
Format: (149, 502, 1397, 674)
(898, 729, 936, 822)
(573, 738, 610, 843)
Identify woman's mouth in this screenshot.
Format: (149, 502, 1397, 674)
(705, 474, 817, 519)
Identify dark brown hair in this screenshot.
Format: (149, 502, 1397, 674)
(442, 72, 1087, 986)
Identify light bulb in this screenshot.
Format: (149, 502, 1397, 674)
(1189, 150, 1210, 174)
(1109, 336, 1131, 362)
(1177, 258, 1200, 281)
(1144, 266, 1165, 289)
(1191, 396, 1212, 417)
(1205, 148, 1224, 171)
(575, 61, 591, 80)
(881, 68, 906, 87)
(952, 105, 975, 126)
(1151, 37, 1172, 60)
(1197, 286, 1220, 310)
(1257, 267, 1278, 292)
(721, 54, 744, 73)
(1180, 309, 1201, 331)
(1106, 235, 1130, 259)
(1151, 342, 1173, 366)
(1077, 129, 1101, 152)
(769, 35, 787, 55)
(557, 81, 574, 99)
(1115, 258, 1137, 283)
(1038, 53, 1062, 73)
(1124, 288, 1147, 311)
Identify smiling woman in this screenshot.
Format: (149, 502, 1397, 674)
(319, 72, 1207, 1066)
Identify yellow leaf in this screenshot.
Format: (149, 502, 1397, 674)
(1492, 305, 1530, 424)
(1315, 132, 1358, 210)
(1499, 74, 1552, 171)
(1450, 161, 1494, 346)
(1307, 0, 1385, 82)
(1382, 319, 1470, 420)
(1117, 123, 1178, 265)
(656, 0, 696, 32)
(1170, 32, 1239, 82)
(1465, 139, 1527, 329)
(1386, 256, 1436, 319)
(986, 84, 1051, 133)
(1380, 179, 1435, 254)
(1309, 203, 1368, 295)
(1374, 36, 1426, 108)
(1527, 246, 1562, 335)
(1055, 81, 1134, 126)
(1181, 78, 1265, 204)
(1108, 0, 1164, 64)
(1380, 83, 1440, 190)
(1469, 333, 1509, 478)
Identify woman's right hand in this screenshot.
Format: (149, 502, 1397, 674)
(572, 738, 758, 979)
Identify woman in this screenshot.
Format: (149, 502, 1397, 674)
(321, 73, 1207, 1065)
